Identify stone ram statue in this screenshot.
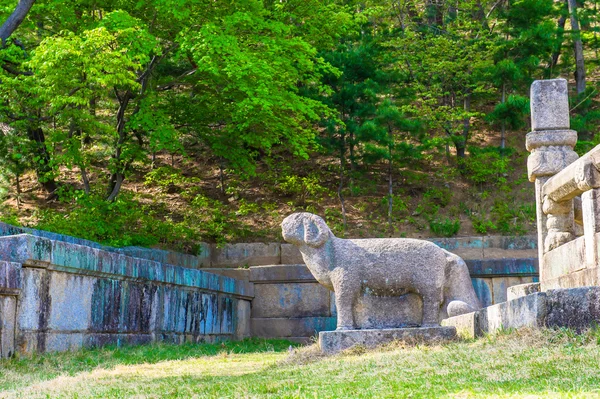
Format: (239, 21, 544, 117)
(281, 212, 480, 330)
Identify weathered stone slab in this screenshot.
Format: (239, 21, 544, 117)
(48, 273, 93, 331)
(530, 79, 570, 131)
(467, 258, 538, 277)
(354, 294, 422, 328)
(203, 268, 250, 281)
(546, 287, 600, 331)
(0, 234, 253, 299)
(319, 326, 457, 354)
(441, 312, 478, 339)
(429, 237, 485, 252)
(236, 300, 251, 339)
(543, 267, 600, 290)
(471, 278, 493, 307)
(249, 264, 314, 283)
(211, 243, 280, 268)
(251, 317, 336, 338)
(252, 282, 331, 318)
(45, 333, 85, 352)
(542, 236, 587, 289)
(117, 245, 210, 269)
(482, 248, 538, 259)
(0, 261, 21, 292)
(483, 236, 537, 251)
(478, 292, 547, 334)
(0, 296, 17, 357)
(492, 276, 525, 304)
(18, 268, 47, 331)
(507, 282, 541, 302)
(281, 244, 304, 264)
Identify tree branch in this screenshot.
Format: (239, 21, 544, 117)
(0, 0, 37, 46)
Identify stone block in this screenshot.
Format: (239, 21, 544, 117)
(211, 243, 281, 267)
(249, 264, 314, 283)
(530, 79, 570, 131)
(429, 236, 485, 251)
(18, 268, 47, 331)
(543, 267, 600, 290)
(203, 268, 250, 281)
(0, 261, 22, 291)
(471, 278, 493, 307)
(483, 235, 537, 250)
(467, 258, 538, 278)
(542, 236, 586, 289)
(0, 296, 17, 357)
(48, 273, 94, 331)
(546, 287, 600, 331)
(86, 333, 153, 348)
(319, 326, 457, 354)
(478, 292, 547, 334)
(507, 282, 541, 302)
(45, 333, 85, 352)
(492, 277, 525, 304)
(235, 299, 251, 339)
(451, 248, 484, 260)
(281, 244, 304, 264)
(353, 293, 422, 328)
(482, 248, 538, 259)
(252, 282, 331, 318)
(250, 317, 336, 338)
(441, 312, 478, 339)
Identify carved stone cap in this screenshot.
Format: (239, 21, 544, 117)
(531, 79, 570, 131)
(526, 130, 578, 152)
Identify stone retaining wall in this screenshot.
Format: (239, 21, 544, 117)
(0, 234, 253, 357)
(0, 222, 536, 268)
(0, 222, 541, 348)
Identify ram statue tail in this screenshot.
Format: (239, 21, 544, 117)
(441, 249, 481, 320)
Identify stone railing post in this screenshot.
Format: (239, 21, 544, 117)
(526, 79, 579, 271)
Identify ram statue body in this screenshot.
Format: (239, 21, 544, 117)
(281, 212, 480, 330)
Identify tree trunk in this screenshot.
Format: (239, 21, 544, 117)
(219, 160, 226, 195)
(500, 83, 506, 150)
(80, 165, 90, 195)
(106, 172, 123, 202)
(15, 172, 21, 208)
(550, 12, 568, 72)
(388, 134, 394, 236)
(106, 91, 130, 200)
(0, 0, 36, 46)
(338, 141, 347, 232)
(456, 93, 471, 166)
(26, 127, 58, 198)
(567, 0, 586, 95)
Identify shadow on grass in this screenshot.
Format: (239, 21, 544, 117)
(0, 338, 300, 391)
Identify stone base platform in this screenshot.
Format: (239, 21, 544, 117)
(318, 326, 457, 354)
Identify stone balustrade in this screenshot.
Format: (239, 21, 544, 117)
(527, 78, 600, 290)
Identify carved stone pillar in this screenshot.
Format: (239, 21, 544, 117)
(526, 79, 579, 275)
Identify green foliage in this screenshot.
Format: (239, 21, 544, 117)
(34, 190, 175, 247)
(429, 217, 461, 237)
(464, 146, 513, 187)
(278, 174, 330, 204)
(487, 95, 530, 130)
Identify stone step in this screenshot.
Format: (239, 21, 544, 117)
(442, 286, 600, 338)
(319, 326, 457, 354)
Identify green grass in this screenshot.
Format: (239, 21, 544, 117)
(1, 329, 600, 398)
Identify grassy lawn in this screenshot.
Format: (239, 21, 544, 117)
(1, 329, 600, 398)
